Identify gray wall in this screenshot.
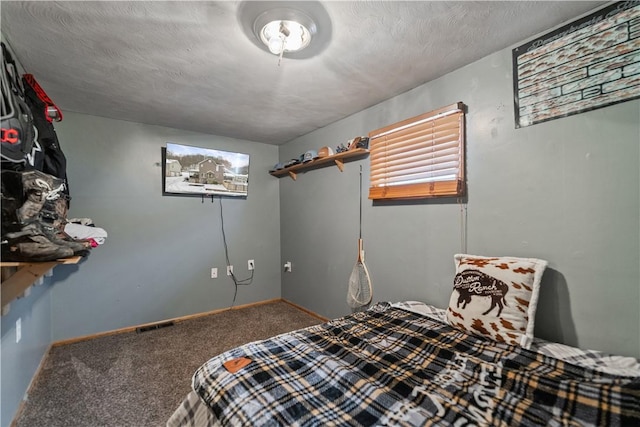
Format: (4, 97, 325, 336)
(0, 35, 55, 427)
(1, 284, 53, 427)
(2, 8, 639, 425)
(49, 113, 282, 341)
(1, 114, 281, 425)
(280, 46, 640, 358)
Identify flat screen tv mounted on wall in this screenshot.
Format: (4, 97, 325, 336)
(162, 142, 250, 198)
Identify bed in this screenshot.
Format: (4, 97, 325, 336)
(167, 255, 640, 426)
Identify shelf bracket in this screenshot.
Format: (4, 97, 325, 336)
(1, 262, 57, 314)
(288, 171, 297, 180)
(334, 159, 344, 172)
(1, 256, 82, 315)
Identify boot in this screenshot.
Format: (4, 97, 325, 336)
(15, 169, 67, 224)
(3, 227, 74, 262)
(4, 222, 89, 259)
(1, 170, 89, 261)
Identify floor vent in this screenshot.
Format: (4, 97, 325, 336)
(136, 321, 175, 334)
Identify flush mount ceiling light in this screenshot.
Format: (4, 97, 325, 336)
(238, 1, 331, 61)
(259, 18, 312, 56)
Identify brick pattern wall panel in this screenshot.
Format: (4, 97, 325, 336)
(513, 1, 640, 128)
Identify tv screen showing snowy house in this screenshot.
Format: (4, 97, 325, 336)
(163, 142, 249, 197)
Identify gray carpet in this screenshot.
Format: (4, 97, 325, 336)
(15, 301, 324, 427)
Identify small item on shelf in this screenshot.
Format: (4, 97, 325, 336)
(285, 158, 301, 168)
(336, 143, 348, 153)
(347, 136, 369, 150)
(317, 146, 334, 158)
(303, 150, 318, 163)
(356, 137, 369, 149)
(65, 221, 108, 246)
(347, 137, 361, 150)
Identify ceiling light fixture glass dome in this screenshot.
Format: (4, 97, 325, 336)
(239, 2, 331, 61)
(260, 20, 311, 55)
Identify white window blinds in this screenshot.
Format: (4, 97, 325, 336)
(368, 102, 465, 200)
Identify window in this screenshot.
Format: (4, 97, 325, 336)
(368, 102, 465, 200)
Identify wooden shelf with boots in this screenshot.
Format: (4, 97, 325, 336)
(1, 256, 81, 315)
(269, 148, 369, 180)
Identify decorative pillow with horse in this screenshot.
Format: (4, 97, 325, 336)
(446, 254, 548, 349)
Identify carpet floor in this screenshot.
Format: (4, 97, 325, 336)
(14, 300, 324, 427)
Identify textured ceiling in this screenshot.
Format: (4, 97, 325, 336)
(1, 1, 606, 145)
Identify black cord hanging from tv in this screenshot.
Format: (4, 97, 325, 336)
(218, 196, 253, 308)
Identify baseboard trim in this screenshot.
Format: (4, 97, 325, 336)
(10, 343, 52, 427)
(282, 299, 329, 322)
(52, 298, 284, 347)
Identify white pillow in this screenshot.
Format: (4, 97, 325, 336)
(446, 254, 547, 348)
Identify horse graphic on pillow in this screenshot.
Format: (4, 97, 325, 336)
(453, 270, 509, 316)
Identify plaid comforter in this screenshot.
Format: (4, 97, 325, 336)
(191, 303, 640, 426)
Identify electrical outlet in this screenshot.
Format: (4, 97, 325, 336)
(248, 259, 255, 270)
(211, 268, 218, 279)
(284, 261, 292, 272)
(16, 318, 21, 343)
(227, 265, 233, 276)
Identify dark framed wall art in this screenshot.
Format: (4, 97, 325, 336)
(513, 1, 640, 128)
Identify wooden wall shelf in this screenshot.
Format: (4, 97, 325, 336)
(1, 256, 81, 315)
(269, 148, 369, 180)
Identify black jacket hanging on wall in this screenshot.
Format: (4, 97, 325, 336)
(1, 41, 36, 168)
(22, 73, 70, 201)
